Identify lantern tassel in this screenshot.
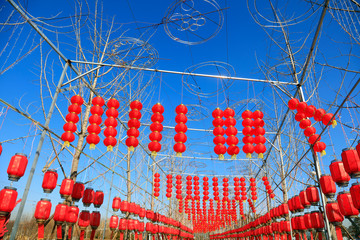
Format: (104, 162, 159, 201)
(151, 151, 158, 157)
(64, 141, 70, 147)
(107, 146, 113, 152)
(258, 153, 264, 159)
(128, 146, 134, 152)
(231, 154, 236, 160)
(246, 153, 252, 159)
(89, 143, 96, 150)
(218, 154, 224, 160)
(321, 150, 326, 156)
(332, 120, 337, 128)
(176, 152, 182, 157)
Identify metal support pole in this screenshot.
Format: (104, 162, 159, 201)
(9, 62, 69, 240)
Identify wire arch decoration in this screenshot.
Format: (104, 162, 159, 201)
(183, 61, 236, 98)
(106, 37, 159, 67)
(163, 0, 224, 45)
(189, 160, 207, 168)
(186, 104, 211, 121)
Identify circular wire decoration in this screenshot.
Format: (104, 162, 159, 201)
(106, 37, 159, 67)
(186, 104, 210, 121)
(163, 0, 224, 45)
(183, 61, 236, 98)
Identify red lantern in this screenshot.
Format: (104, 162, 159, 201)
(341, 148, 360, 178)
(60, 178, 74, 199)
(83, 188, 95, 207)
(306, 186, 320, 206)
(322, 113, 337, 128)
(42, 169, 58, 193)
(176, 175, 183, 201)
(186, 175, 193, 201)
(166, 174, 173, 199)
(310, 211, 324, 231)
(112, 197, 121, 211)
(71, 182, 85, 202)
(66, 205, 79, 239)
(252, 110, 266, 159)
(78, 210, 90, 240)
(242, 110, 254, 158)
(120, 201, 130, 213)
(288, 98, 300, 110)
(90, 211, 101, 240)
(62, 95, 83, 146)
(173, 104, 188, 156)
(94, 190, 104, 208)
(337, 191, 359, 218)
(224, 108, 239, 159)
(34, 198, 52, 240)
(7, 153, 28, 181)
(54, 203, 68, 240)
(0, 143, 2, 156)
(109, 215, 119, 231)
(299, 190, 311, 209)
(104, 98, 119, 151)
(325, 200, 344, 225)
(319, 175, 336, 198)
(149, 103, 164, 156)
(212, 177, 219, 202)
(154, 173, 160, 199)
(126, 100, 142, 152)
(87, 96, 104, 149)
(0, 187, 18, 217)
(213, 108, 226, 160)
(350, 183, 360, 209)
(329, 160, 350, 187)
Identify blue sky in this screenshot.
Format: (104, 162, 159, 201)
(0, 0, 360, 226)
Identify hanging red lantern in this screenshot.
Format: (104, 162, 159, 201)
(154, 172, 160, 199)
(0, 187, 18, 216)
(288, 99, 300, 110)
(252, 110, 266, 159)
(126, 100, 142, 152)
(34, 198, 52, 240)
(306, 186, 320, 206)
(322, 113, 337, 128)
(59, 178, 74, 199)
(240, 177, 247, 202)
(149, 103, 164, 156)
(224, 108, 239, 159)
(329, 160, 350, 187)
(193, 176, 200, 201)
(94, 190, 104, 208)
(112, 197, 121, 211)
(319, 175, 336, 198)
(83, 188, 95, 207)
(66, 205, 80, 239)
(7, 153, 28, 181)
(175, 175, 182, 201)
(222, 178, 229, 202)
(62, 95, 83, 147)
(174, 104, 188, 156)
(78, 210, 90, 240)
(42, 169, 58, 193)
(326, 200, 344, 225)
(234, 177, 241, 202)
(250, 178, 257, 202)
(90, 211, 101, 240)
(212, 177, 219, 202)
(86, 96, 104, 149)
(350, 183, 360, 210)
(166, 174, 173, 199)
(0, 143, 2, 156)
(71, 182, 85, 202)
(341, 148, 360, 178)
(109, 215, 119, 232)
(310, 211, 324, 231)
(186, 176, 193, 201)
(337, 191, 359, 217)
(104, 98, 119, 151)
(299, 190, 311, 209)
(213, 108, 226, 160)
(242, 110, 254, 158)
(54, 203, 68, 240)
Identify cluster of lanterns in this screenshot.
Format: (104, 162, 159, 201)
(166, 174, 173, 199)
(126, 100, 143, 152)
(242, 110, 266, 159)
(174, 104, 188, 156)
(110, 198, 193, 240)
(288, 98, 337, 156)
(262, 176, 275, 199)
(103, 98, 120, 151)
(153, 173, 160, 198)
(224, 108, 240, 159)
(86, 96, 105, 149)
(61, 95, 83, 147)
(149, 103, 164, 156)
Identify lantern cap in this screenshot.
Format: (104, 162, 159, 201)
(331, 159, 341, 163)
(40, 198, 51, 202)
(15, 153, 27, 157)
(307, 185, 315, 188)
(4, 186, 17, 190)
(351, 182, 360, 186)
(81, 210, 90, 213)
(342, 147, 355, 151)
(75, 181, 84, 184)
(92, 211, 100, 213)
(46, 169, 57, 172)
(58, 202, 66, 205)
(338, 191, 350, 194)
(311, 210, 321, 213)
(320, 174, 331, 177)
(72, 205, 79, 207)
(96, 190, 103, 192)
(85, 187, 94, 190)
(327, 199, 336, 203)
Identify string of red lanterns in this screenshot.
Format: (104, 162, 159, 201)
(126, 100, 142, 152)
(104, 98, 119, 151)
(86, 96, 104, 149)
(213, 108, 226, 160)
(224, 107, 240, 159)
(174, 104, 188, 156)
(153, 173, 160, 199)
(242, 110, 254, 158)
(61, 95, 83, 147)
(149, 103, 164, 156)
(166, 174, 173, 199)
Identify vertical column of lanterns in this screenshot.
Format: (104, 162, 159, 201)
(149, 103, 164, 156)
(239, 200, 244, 218)
(126, 100, 143, 152)
(240, 177, 247, 202)
(314, 108, 337, 128)
(212, 108, 226, 160)
(222, 178, 229, 202)
(193, 176, 200, 201)
(174, 104, 188, 156)
(262, 176, 275, 199)
(242, 110, 254, 158)
(104, 98, 119, 151)
(175, 175, 183, 201)
(252, 110, 266, 159)
(184, 197, 189, 216)
(166, 174, 173, 199)
(61, 95, 83, 146)
(212, 177, 220, 202)
(247, 198, 256, 213)
(233, 177, 241, 202)
(203, 177, 210, 201)
(250, 177, 257, 202)
(224, 108, 239, 159)
(186, 176, 193, 201)
(86, 96, 105, 149)
(153, 173, 160, 199)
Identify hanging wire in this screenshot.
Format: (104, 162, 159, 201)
(181, 74, 184, 103)
(0, 106, 9, 131)
(22, 122, 34, 153)
(158, 72, 162, 103)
